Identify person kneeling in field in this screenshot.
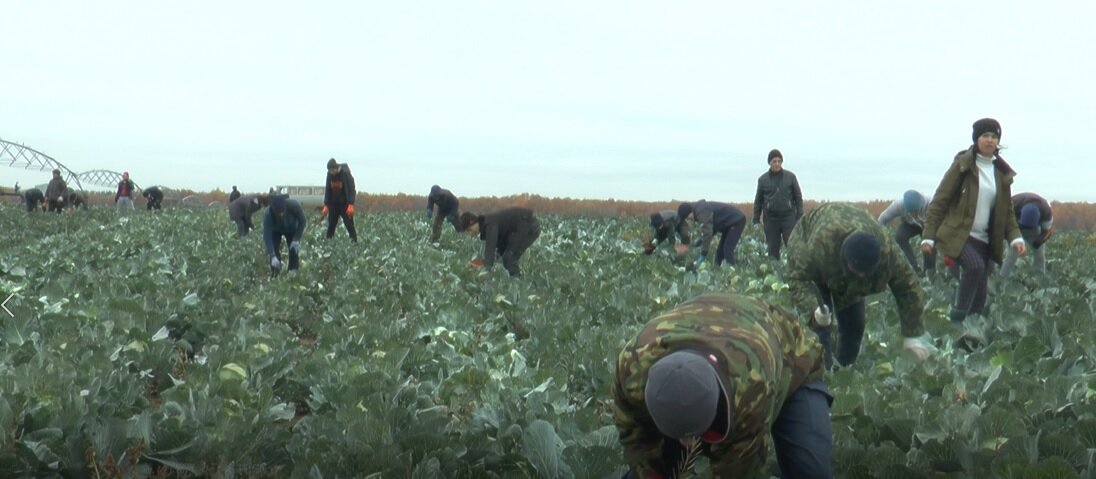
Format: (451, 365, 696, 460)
(613, 292, 833, 479)
(229, 193, 269, 237)
(264, 195, 306, 275)
(459, 207, 541, 277)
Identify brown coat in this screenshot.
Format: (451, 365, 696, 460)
(922, 147, 1021, 263)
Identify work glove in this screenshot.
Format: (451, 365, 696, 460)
(642, 242, 655, 255)
(813, 305, 832, 327)
(920, 239, 935, 255)
(347, 204, 356, 215)
(271, 256, 282, 270)
(322, 205, 329, 216)
(942, 256, 957, 268)
(694, 255, 706, 268)
(902, 336, 932, 361)
(289, 241, 301, 254)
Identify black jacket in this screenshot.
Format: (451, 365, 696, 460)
(427, 187, 460, 216)
(692, 200, 747, 256)
(143, 186, 164, 202)
(479, 207, 538, 268)
(324, 164, 356, 206)
(753, 170, 803, 222)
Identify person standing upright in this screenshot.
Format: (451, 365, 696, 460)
(115, 171, 137, 211)
(45, 169, 67, 214)
(323, 158, 358, 242)
(753, 149, 804, 260)
(921, 118, 1024, 325)
(228, 185, 242, 204)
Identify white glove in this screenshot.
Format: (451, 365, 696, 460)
(902, 337, 931, 361)
(813, 306, 832, 327)
(289, 241, 301, 254)
(271, 256, 281, 269)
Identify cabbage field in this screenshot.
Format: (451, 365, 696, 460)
(1, 206, 1095, 478)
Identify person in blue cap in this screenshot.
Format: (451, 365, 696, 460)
(878, 190, 934, 276)
(264, 194, 307, 275)
(1001, 192, 1053, 276)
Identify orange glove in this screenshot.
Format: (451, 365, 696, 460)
(346, 204, 355, 216)
(321, 205, 329, 216)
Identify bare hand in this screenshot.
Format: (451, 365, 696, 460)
(1012, 241, 1026, 256)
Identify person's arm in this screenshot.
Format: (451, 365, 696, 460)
(344, 170, 356, 205)
(922, 160, 963, 242)
(291, 203, 307, 242)
(877, 199, 903, 225)
(696, 209, 715, 256)
(262, 212, 276, 256)
(791, 174, 804, 219)
(886, 248, 926, 338)
(752, 178, 765, 224)
(676, 219, 691, 245)
(612, 375, 668, 479)
(482, 220, 499, 269)
(787, 247, 826, 319)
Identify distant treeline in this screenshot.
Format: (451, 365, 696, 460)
(13, 190, 1096, 231)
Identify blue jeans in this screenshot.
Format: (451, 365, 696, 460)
(621, 381, 833, 479)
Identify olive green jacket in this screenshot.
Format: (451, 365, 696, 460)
(922, 148, 1021, 263)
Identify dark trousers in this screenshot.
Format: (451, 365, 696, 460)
(499, 219, 541, 276)
(48, 199, 64, 213)
(954, 237, 991, 317)
(810, 295, 867, 369)
(431, 209, 458, 242)
(652, 225, 673, 245)
(235, 216, 254, 237)
(326, 204, 358, 242)
(714, 221, 746, 266)
(763, 215, 797, 260)
(622, 381, 834, 479)
(147, 200, 162, 211)
(895, 222, 935, 274)
(271, 233, 300, 271)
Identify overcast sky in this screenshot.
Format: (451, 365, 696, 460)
(2, 1, 1093, 202)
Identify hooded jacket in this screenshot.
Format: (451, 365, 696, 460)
(323, 163, 356, 206)
(263, 198, 307, 255)
(922, 147, 1021, 263)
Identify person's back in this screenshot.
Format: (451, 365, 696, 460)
(24, 188, 45, 212)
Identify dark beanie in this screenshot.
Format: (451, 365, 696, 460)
(650, 212, 664, 228)
(842, 232, 882, 274)
(458, 212, 478, 232)
(677, 203, 693, 221)
(971, 118, 1002, 144)
(269, 194, 289, 214)
(767, 149, 783, 163)
(327, 158, 338, 169)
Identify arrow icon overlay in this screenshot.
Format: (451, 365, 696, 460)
(2, 293, 13, 318)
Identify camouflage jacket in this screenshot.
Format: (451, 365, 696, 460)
(786, 203, 925, 338)
(613, 293, 824, 478)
